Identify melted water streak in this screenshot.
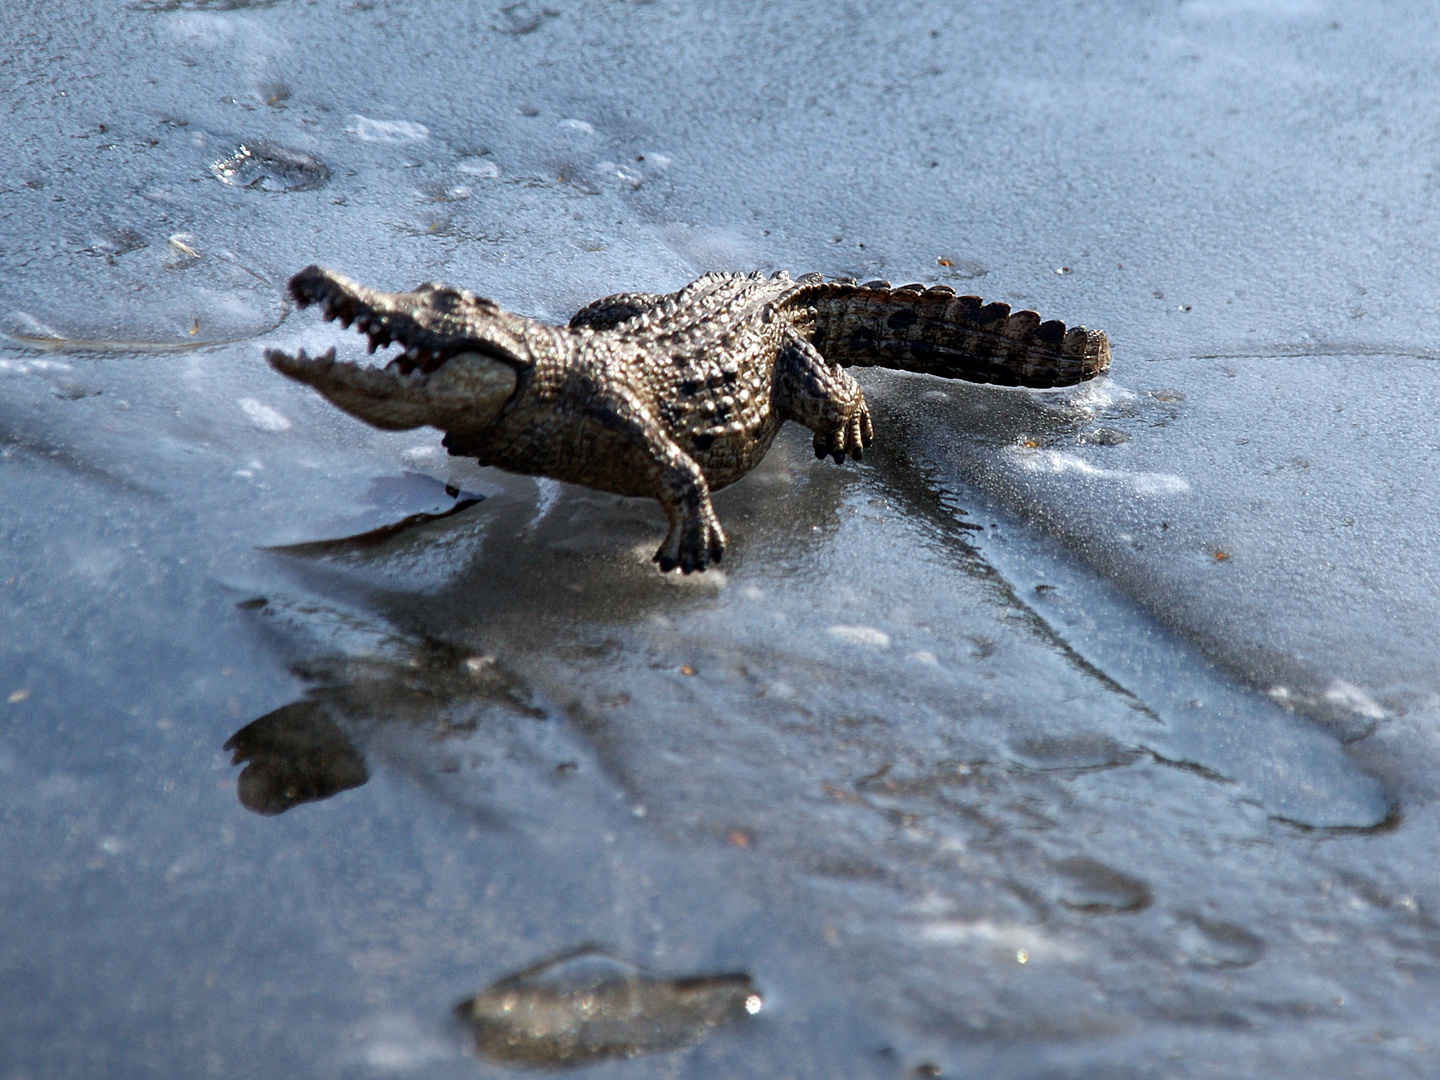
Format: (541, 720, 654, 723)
(868, 382, 1391, 831)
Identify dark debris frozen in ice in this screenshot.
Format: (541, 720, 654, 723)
(455, 946, 760, 1066)
(211, 143, 331, 193)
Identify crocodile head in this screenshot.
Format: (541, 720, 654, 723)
(266, 266, 526, 433)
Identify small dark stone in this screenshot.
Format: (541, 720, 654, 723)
(455, 947, 761, 1066)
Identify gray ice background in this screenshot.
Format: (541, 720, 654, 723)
(4, 0, 1440, 1076)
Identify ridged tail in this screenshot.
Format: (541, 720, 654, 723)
(802, 281, 1110, 388)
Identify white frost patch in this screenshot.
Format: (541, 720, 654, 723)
(166, 12, 289, 57)
(919, 919, 1082, 961)
(36, 773, 81, 799)
(1181, 0, 1318, 16)
(529, 476, 563, 529)
(456, 156, 500, 178)
(0, 358, 72, 375)
(1006, 446, 1190, 495)
(1061, 377, 1139, 413)
(346, 115, 429, 143)
(1324, 679, 1388, 720)
(167, 13, 238, 45)
(239, 398, 291, 432)
(558, 117, 595, 135)
(827, 625, 892, 649)
(353, 1013, 453, 1071)
(656, 223, 761, 273)
(908, 649, 939, 665)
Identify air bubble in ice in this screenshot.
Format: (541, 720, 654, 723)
(1175, 915, 1265, 969)
(495, 2, 560, 35)
(456, 157, 500, 178)
(1051, 857, 1152, 915)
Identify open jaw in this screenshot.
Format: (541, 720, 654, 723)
(283, 264, 525, 374)
(267, 267, 521, 433)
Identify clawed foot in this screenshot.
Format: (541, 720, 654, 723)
(654, 508, 726, 574)
(813, 402, 875, 464)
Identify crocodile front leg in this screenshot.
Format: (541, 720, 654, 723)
(652, 452, 727, 573)
(774, 327, 874, 463)
(577, 381, 726, 573)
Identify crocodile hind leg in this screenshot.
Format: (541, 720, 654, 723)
(774, 327, 874, 463)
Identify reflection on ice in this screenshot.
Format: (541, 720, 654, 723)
(224, 701, 368, 815)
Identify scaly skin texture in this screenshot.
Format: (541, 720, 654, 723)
(267, 267, 1110, 572)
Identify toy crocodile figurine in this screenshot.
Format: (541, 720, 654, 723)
(267, 267, 1110, 572)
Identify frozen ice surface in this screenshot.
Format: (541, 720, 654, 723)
(4, 0, 1440, 1076)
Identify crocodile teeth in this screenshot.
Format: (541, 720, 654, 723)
(266, 345, 337, 377)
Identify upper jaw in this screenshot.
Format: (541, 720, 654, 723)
(288, 265, 529, 374)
